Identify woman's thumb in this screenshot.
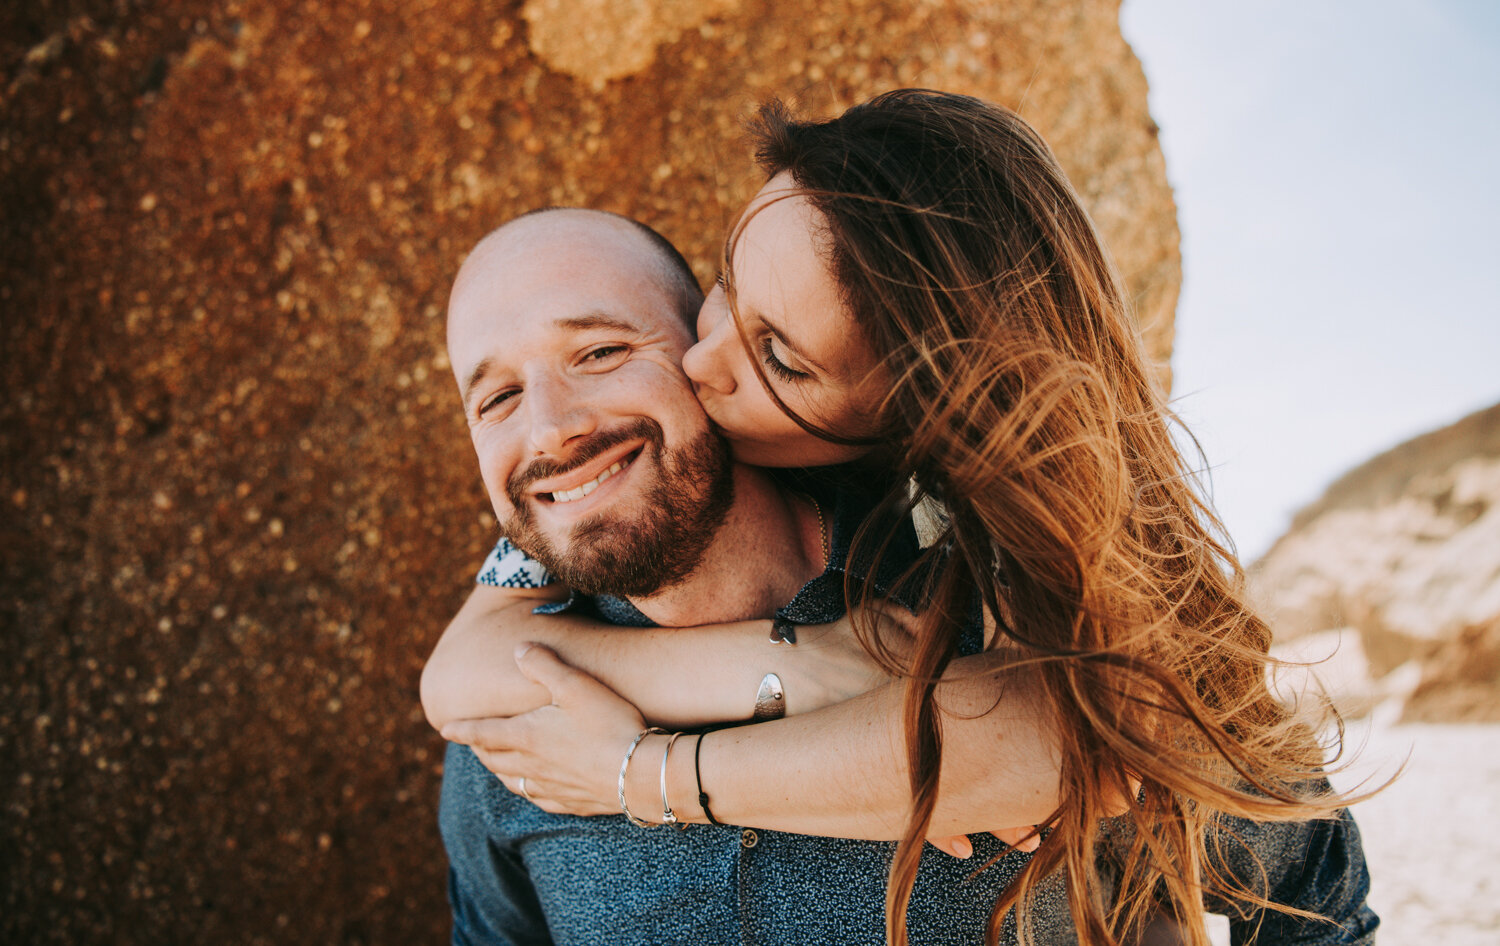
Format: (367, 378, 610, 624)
(513, 642, 571, 694)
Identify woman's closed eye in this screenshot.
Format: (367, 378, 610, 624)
(760, 335, 809, 382)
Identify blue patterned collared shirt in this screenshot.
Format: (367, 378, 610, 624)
(442, 479, 1376, 945)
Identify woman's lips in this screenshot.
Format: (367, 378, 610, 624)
(692, 386, 731, 428)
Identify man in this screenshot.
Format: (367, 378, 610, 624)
(433, 209, 1376, 946)
(434, 208, 1069, 945)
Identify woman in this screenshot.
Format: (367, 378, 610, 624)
(428, 90, 1373, 945)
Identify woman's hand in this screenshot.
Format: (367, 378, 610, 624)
(927, 827, 1042, 859)
(441, 643, 646, 816)
(440, 640, 1059, 845)
(783, 601, 916, 715)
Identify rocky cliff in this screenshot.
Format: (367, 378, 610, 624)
(0, 1, 1179, 941)
(1252, 402, 1500, 722)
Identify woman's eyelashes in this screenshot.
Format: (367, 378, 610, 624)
(712, 268, 808, 382)
(759, 335, 809, 382)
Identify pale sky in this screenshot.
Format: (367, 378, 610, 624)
(1119, 0, 1500, 560)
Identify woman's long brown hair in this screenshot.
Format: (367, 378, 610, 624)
(726, 90, 1360, 945)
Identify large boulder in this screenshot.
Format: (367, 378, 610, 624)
(0, 1, 1179, 941)
(1253, 403, 1500, 722)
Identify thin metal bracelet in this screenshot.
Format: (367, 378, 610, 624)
(618, 727, 667, 828)
(659, 731, 686, 827)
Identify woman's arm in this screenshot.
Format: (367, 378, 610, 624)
(421, 583, 892, 732)
(681, 653, 1061, 837)
(442, 639, 1064, 837)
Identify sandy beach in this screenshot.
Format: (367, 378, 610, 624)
(1204, 717, 1500, 944)
(1333, 720, 1500, 943)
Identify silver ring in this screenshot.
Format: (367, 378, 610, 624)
(519, 776, 534, 801)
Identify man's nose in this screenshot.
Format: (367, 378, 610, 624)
(524, 374, 597, 455)
(682, 292, 737, 394)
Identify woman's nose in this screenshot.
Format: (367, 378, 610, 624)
(682, 291, 737, 394)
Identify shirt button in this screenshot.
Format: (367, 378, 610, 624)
(740, 828, 759, 849)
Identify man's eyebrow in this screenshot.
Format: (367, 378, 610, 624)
(462, 356, 495, 410)
(461, 313, 643, 409)
(555, 313, 643, 334)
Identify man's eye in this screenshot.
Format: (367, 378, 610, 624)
(478, 389, 517, 417)
(584, 345, 626, 362)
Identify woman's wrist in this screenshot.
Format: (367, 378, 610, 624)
(622, 731, 710, 826)
(777, 617, 892, 716)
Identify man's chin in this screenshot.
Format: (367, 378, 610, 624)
(510, 515, 673, 598)
(502, 424, 734, 599)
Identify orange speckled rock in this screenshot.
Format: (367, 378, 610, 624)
(523, 0, 744, 84)
(0, 0, 1178, 941)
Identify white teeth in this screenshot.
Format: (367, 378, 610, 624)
(551, 459, 627, 503)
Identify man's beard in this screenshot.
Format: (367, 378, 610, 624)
(501, 418, 735, 598)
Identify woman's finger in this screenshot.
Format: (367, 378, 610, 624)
(989, 826, 1041, 853)
(513, 642, 612, 706)
(489, 765, 617, 817)
(442, 715, 529, 752)
(472, 743, 528, 777)
(927, 834, 974, 859)
(492, 771, 523, 797)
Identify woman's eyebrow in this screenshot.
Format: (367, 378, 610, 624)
(755, 310, 831, 375)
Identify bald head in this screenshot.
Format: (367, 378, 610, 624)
(443, 208, 736, 601)
(451, 209, 701, 339)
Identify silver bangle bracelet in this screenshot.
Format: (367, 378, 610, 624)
(752, 672, 786, 721)
(659, 731, 686, 827)
(619, 727, 667, 828)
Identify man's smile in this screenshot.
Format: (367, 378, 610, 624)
(539, 447, 639, 505)
(550, 457, 626, 503)
(514, 429, 654, 519)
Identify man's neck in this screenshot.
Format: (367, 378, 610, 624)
(627, 465, 823, 627)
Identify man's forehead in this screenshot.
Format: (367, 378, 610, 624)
(451, 298, 659, 380)
(447, 211, 694, 389)
(464, 210, 656, 276)
(457, 225, 623, 299)
(452, 226, 670, 329)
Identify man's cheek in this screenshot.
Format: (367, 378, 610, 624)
(487, 491, 518, 524)
(475, 460, 520, 523)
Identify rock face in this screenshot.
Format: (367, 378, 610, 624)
(1252, 403, 1500, 722)
(0, 2, 1179, 942)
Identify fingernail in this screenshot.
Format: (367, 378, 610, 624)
(956, 837, 973, 859)
(514, 642, 534, 660)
